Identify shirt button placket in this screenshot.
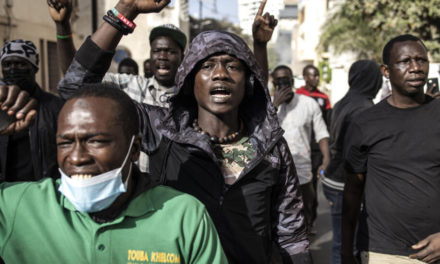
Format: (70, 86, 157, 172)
(95, 228, 110, 263)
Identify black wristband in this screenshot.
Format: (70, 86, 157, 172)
(102, 11, 133, 35)
(107, 10, 134, 34)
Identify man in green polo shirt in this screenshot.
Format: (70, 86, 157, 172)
(0, 83, 227, 264)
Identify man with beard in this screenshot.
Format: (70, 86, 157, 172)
(0, 39, 63, 182)
(342, 35, 440, 264)
(57, 0, 311, 263)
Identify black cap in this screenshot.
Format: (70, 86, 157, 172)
(149, 24, 187, 52)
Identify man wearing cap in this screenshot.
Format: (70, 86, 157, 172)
(0, 39, 63, 183)
(48, 0, 185, 107)
(102, 24, 186, 105)
(48, 0, 186, 172)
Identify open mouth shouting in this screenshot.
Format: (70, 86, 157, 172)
(156, 64, 171, 76)
(210, 86, 232, 103)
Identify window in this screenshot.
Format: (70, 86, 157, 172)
(47, 41, 60, 94)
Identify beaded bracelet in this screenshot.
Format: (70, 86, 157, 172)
(111, 8, 136, 30)
(56, 34, 72, 40)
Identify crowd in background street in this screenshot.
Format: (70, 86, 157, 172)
(0, 0, 439, 263)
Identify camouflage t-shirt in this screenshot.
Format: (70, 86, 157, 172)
(213, 137, 256, 185)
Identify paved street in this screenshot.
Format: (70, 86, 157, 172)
(310, 183, 332, 264)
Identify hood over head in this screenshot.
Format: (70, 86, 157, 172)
(158, 30, 282, 151)
(348, 60, 383, 99)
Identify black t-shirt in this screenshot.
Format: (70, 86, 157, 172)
(344, 96, 440, 256)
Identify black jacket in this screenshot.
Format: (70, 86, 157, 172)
(58, 33, 310, 264)
(0, 84, 63, 182)
(323, 60, 382, 188)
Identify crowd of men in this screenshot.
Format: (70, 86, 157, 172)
(0, 0, 439, 263)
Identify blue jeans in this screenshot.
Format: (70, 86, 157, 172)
(323, 184, 343, 264)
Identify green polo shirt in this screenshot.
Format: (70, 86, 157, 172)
(0, 178, 228, 264)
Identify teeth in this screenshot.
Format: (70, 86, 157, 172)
(157, 69, 170, 74)
(211, 89, 230, 94)
(70, 174, 93, 180)
(212, 94, 229, 97)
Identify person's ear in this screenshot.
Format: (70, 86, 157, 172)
(130, 134, 142, 162)
(381, 64, 389, 79)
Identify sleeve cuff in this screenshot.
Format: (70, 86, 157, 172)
(75, 36, 115, 74)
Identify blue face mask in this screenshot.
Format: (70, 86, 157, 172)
(58, 136, 135, 213)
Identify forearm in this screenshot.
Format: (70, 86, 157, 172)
(253, 42, 268, 82)
(318, 137, 330, 166)
(341, 173, 365, 256)
(57, 37, 114, 100)
(55, 22, 76, 74)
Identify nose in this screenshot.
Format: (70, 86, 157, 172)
(409, 59, 422, 72)
(67, 142, 92, 166)
(158, 50, 168, 60)
(212, 64, 229, 80)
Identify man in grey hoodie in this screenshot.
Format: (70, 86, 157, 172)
(57, 0, 311, 263)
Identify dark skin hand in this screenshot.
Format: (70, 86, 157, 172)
(317, 137, 330, 177)
(252, 0, 277, 82)
(410, 232, 440, 263)
(426, 84, 440, 99)
(341, 172, 365, 264)
(272, 85, 293, 108)
(90, 0, 170, 52)
(0, 85, 37, 135)
(47, 0, 76, 74)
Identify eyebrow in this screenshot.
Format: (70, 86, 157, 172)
(206, 56, 240, 63)
(56, 132, 112, 139)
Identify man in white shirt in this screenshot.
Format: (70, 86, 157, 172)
(272, 65, 330, 233)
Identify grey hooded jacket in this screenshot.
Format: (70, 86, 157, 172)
(58, 31, 310, 264)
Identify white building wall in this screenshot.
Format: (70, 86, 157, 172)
(328, 49, 358, 104)
(297, 0, 327, 63)
(238, 0, 283, 36)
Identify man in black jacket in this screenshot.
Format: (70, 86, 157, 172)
(57, 0, 311, 263)
(0, 39, 63, 182)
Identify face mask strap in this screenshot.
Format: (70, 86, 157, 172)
(119, 135, 136, 187)
(122, 135, 136, 167)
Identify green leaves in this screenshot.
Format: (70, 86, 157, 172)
(319, 0, 440, 61)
